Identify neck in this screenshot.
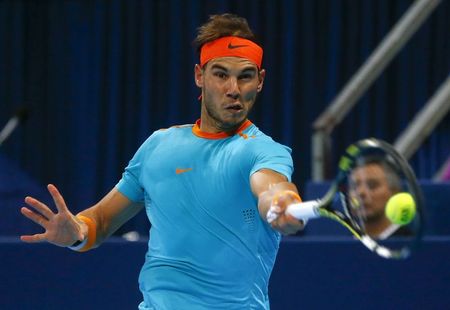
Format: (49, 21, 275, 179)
(199, 118, 244, 134)
(192, 119, 252, 139)
(198, 104, 248, 134)
(364, 217, 392, 239)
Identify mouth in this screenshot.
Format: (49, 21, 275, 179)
(225, 103, 244, 112)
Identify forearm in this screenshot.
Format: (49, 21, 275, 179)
(76, 188, 143, 248)
(77, 205, 111, 248)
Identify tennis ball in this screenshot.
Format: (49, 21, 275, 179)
(385, 192, 416, 225)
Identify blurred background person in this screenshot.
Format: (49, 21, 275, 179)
(349, 156, 412, 239)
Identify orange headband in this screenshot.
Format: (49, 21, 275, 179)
(200, 36, 263, 68)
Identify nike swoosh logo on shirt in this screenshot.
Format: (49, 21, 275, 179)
(228, 43, 248, 49)
(176, 168, 193, 174)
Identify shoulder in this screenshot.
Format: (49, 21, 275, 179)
(146, 123, 194, 141)
(239, 123, 294, 180)
(242, 123, 292, 155)
(154, 123, 194, 136)
(137, 123, 194, 153)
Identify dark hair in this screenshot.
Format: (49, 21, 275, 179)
(193, 13, 258, 53)
(356, 155, 402, 191)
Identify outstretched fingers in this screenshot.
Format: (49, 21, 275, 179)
(20, 207, 48, 243)
(47, 184, 70, 214)
(20, 233, 47, 243)
(24, 196, 54, 220)
(21, 206, 49, 228)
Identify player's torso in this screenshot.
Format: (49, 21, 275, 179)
(141, 125, 261, 251)
(137, 124, 280, 309)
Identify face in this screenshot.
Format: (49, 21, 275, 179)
(349, 163, 395, 223)
(194, 57, 265, 133)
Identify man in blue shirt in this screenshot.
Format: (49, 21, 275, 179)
(20, 13, 305, 309)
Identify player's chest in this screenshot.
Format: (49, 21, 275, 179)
(142, 138, 252, 184)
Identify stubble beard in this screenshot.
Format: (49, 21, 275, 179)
(202, 94, 253, 132)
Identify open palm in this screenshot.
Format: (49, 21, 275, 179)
(20, 184, 85, 247)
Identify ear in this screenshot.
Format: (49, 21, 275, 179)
(257, 69, 266, 93)
(194, 64, 203, 88)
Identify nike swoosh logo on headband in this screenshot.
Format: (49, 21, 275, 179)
(228, 43, 248, 49)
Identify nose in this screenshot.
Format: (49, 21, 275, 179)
(356, 184, 371, 203)
(226, 77, 240, 100)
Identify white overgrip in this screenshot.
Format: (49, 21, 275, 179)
(286, 200, 321, 220)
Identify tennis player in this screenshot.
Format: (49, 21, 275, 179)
(20, 13, 305, 309)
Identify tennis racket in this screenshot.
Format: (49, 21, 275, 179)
(287, 138, 424, 259)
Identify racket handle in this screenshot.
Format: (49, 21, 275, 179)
(286, 200, 321, 220)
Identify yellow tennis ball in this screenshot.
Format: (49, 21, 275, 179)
(385, 192, 416, 225)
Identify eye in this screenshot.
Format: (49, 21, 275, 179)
(239, 73, 254, 80)
(213, 71, 227, 79)
(366, 180, 380, 190)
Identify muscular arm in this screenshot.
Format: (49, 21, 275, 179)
(250, 169, 305, 235)
(20, 184, 143, 250)
(78, 187, 144, 247)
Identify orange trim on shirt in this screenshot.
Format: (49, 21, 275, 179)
(192, 119, 253, 139)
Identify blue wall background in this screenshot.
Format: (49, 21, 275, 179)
(1, 237, 449, 309)
(1, 1, 449, 309)
(0, 0, 449, 241)
(1, 0, 449, 218)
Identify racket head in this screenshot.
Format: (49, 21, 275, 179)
(332, 138, 424, 259)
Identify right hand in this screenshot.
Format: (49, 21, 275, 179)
(20, 184, 87, 247)
(266, 189, 305, 235)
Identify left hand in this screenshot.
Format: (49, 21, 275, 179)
(20, 184, 86, 247)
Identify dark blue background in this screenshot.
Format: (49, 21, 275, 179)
(1, 236, 449, 309)
(1, 0, 448, 216)
(0, 2, 449, 308)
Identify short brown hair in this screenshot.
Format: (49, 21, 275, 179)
(193, 14, 258, 53)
